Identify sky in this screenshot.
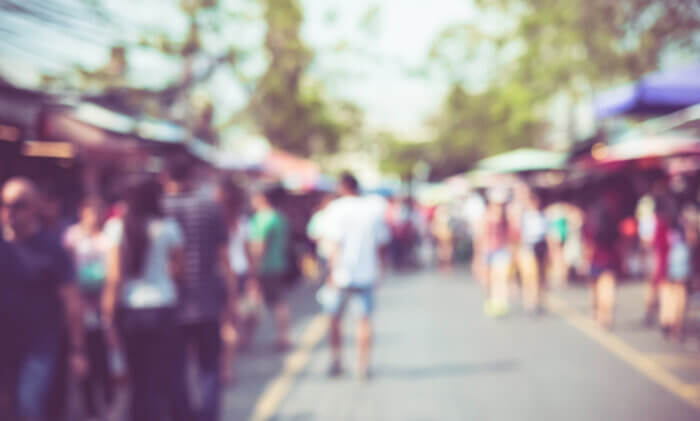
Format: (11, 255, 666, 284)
(301, 0, 477, 135)
(0, 0, 478, 136)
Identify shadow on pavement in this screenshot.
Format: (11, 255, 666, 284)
(373, 360, 519, 379)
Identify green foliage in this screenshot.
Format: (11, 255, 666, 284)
(379, 0, 700, 180)
(377, 132, 429, 178)
(473, 0, 700, 95)
(250, 0, 357, 156)
(15, 0, 355, 153)
(433, 84, 543, 179)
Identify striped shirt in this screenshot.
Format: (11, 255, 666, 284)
(163, 188, 228, 323)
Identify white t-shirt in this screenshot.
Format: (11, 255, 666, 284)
(463, 193, 486, 230)
(521, 209, 548, 246)
(325, 195, 390, 288)
(63, 225, 110, 289)
(107, 218, 183, 309)
(229, 217, 249, 276)
(307, 207, 334, 259)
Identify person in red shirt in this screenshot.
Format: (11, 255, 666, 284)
(583, 192, 621, 329)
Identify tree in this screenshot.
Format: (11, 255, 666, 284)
(249, 0, 354, 156)
(433, 0, 700, 99)
(1, 0, 357, 153)
(381, 0, 700, 180)
(380, 83, 546, 180)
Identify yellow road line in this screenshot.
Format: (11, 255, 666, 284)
(248, 314, 329, 421)
(648, 353, 700, 369)
(546, 295, 700, 411)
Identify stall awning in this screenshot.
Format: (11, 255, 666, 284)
(264, 149, 321, 191)
(595, 133, 700, 164)
(43, 110, 141, 154)
(138, 118, 186, 144)
(594, 62, 700, 119)
(186, 138, 217, 165)
(71, 103, 136, 134)
(476, 148, 567, 173)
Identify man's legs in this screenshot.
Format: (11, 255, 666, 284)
(329, 315, 343, 376)
(192, 322, 222, 421)
(487, 251, 511, 316)
(646, 252, 665, 324)
(16, 350, 57, 421)
(259, 275, 291, 350)
(519, 249, 538, 311)
(596, 270, 616, 329)
(355, 288, 375, 378)
(273, 302, 291, 349)
(672, 284, 688, 340)
(166, 323, 193, 421)
(238, 283, 263, 351)
(356, 317, 372, 378)
(45, 335, 67, 421)
(645, 282, 660, 324)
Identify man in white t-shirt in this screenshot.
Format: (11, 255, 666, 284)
(323, 172, 389, 379)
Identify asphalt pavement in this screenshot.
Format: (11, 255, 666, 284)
(230, 269, 700, 421)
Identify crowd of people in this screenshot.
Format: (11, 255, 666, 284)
(461, 180, 697, 340)
(0, 145, 401, 421)
(0, 151, 314, 421)
(358, 178, 697, 341)
(2, 148, 698, 420)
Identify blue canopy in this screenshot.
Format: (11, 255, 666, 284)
(594, 62, 700, 119)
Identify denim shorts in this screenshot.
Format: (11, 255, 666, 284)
(329, 287, 375, 318)
(487, 249, 511, 267)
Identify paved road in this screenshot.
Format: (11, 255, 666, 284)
(234, 270, 700, 421)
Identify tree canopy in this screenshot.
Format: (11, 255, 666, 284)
(1, 0, 356, 153)
(2, 0, 699, 176)
(380, 0, 700, 179)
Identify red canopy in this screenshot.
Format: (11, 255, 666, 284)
(264, 149, 320, 191)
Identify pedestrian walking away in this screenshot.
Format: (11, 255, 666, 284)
(163, 153, 238, 421)
(248, 183, 293, 351)
(101, 176, 193, 421)
(321, 172, 390, 379)
(517, 190, 549, 313)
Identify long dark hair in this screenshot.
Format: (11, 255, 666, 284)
(219, 177, 247, 222)
(121, 176, 163, 277)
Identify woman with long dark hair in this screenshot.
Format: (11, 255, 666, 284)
(216, 177, 248, 380)
(101, 177, 192, 421)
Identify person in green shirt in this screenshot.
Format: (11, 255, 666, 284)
(248, 184, 291, 350)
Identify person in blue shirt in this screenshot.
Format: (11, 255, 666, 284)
(0, 177, 87, 421)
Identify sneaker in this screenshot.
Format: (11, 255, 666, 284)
(484, 300, 509, 318)
(493, 302, 510, 317)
